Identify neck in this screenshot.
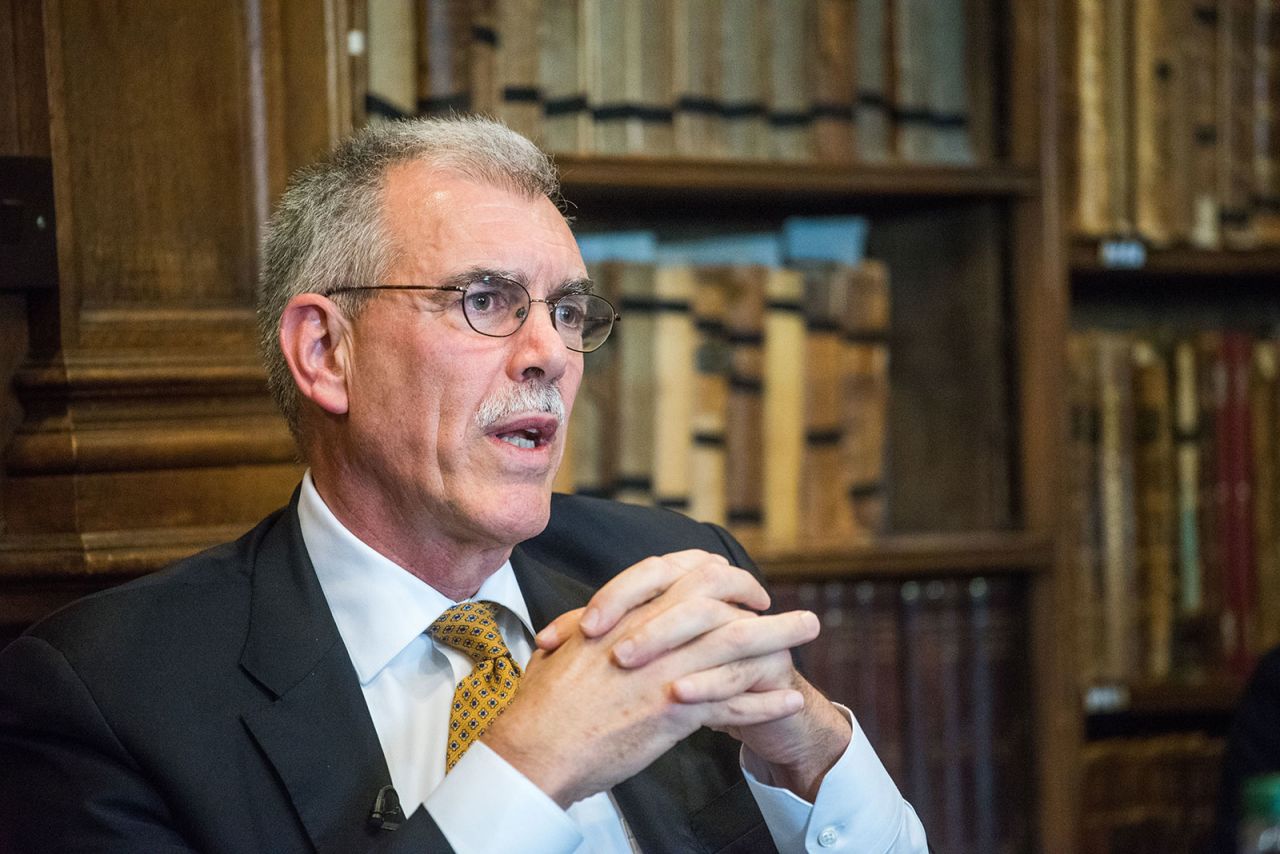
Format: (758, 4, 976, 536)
(308, 469, 514, 602)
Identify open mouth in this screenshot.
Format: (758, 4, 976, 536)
(488, 416, 559, 450)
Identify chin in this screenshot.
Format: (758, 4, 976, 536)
(467, 485, 553, 546)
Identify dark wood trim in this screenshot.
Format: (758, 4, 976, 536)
(758, 530, 1053, 578)
(1070, 241, 1280, 279)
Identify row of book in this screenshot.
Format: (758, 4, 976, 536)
(356, 0, 984, 164)
(1065, 0, 1280, 249)
(551, 219, 889, 552)
(1079, 733, 1224, 854)
(1067, 328, 1280, 688)
(771, 576, 1033, 854)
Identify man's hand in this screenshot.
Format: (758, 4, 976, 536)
(523, 549, 852, 803)
(481, 550, 820, 807)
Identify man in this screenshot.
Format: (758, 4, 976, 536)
(0, 117, 927, 852)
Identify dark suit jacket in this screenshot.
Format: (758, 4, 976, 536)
(0, 493, 777, 853)
(1208, 645, 1280, 854)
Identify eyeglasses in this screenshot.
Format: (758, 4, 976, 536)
(327, 274, 620, 353)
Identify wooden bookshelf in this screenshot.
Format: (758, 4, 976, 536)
(1070, 240, 1280, 279)
(557, 155, 1040, 203)
(759, 530, 1054, 579)
(1084, 677, 1246, 718)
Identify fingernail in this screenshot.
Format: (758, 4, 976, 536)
(613, 638, 635, 666)
(534, 625, 557, 646)
(581, 608, 600, 634)
(784, 691, 804, 712)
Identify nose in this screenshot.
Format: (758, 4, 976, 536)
(506, 298, 570, 382)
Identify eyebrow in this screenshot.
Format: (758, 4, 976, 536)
(443, 267, 596, 298)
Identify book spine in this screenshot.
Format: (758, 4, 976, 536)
(672, 0, 726, 157)
(614, 261, 658, 506)
(1068, 333, 1105, 688)
(1251, 339, 1279, 653)
(1189, 1, 1223, 248)
(539, 0, 593, 153)
(623, 0, 675, 154)
(651, 265, 698, 513)
(1072, 0, 1113, 235)
(720, 0, 770, 159)
(842, 261, 891, 537)
(808, 0, 857, 163)
(469, 0, 501, 116)
(800, 265, 853, 544)
(1134, 0, 1180, 245)
(1220, 0, 1260, 248)
(572, 261, 623, 498)
(1220, 331, 1257, 676)
(366, 0, 419, 121)
(1132, 338, 1177, 679)
(851, 580, 905, 784)
(1103, 0, 1135, 234)
(416, 0, 474, 115)
(1097, 332, 1139, 682)
(1255, 0, 1280, 242)
(855, 0, 893, 162)
(495, 0, 543, 140)
(926, 0, 973, 164)
(766, 0, 814, 160)
(723, 266, 766, 549)
(762, 268, 806, 547)
(689, 269, 731, 526)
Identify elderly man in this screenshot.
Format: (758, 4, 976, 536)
(0, 117, 927, 853)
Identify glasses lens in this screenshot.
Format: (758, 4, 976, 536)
(554, 294, 615, 352)
(462, 277, 528, 336)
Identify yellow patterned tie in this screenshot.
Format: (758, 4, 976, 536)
(428, 600, 523, 772)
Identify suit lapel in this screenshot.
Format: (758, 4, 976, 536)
(238, 499, 395, 854)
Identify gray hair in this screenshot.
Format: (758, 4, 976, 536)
(256, 115, 561, 443)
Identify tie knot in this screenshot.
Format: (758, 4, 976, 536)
(428, 601, 511, 661)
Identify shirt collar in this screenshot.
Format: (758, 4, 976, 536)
(296, 470, 536, 685)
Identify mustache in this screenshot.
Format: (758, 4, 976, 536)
(475, 382, 565, 430)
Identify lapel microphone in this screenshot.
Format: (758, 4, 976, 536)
(368, 785, 404, 832)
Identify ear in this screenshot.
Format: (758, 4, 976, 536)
(279, 293, 353, 416)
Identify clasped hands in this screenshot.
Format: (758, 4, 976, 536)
(482, 549, 851, 808)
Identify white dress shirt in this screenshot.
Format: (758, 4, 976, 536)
(298, 472, 927, 852)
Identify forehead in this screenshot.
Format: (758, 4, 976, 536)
(380, 161, 584, 285)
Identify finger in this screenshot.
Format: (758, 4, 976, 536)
(534, 607, 586, 651)
(579, 550, 722, 637)
(697, 689, 805, 729)
(678, 610, 820, 675)
(611, 599, 753, 668)
(664, 560, 771, 614)
(670, 650, 797, 703)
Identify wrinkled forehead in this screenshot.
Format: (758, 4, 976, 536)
(379, 162, 584, 286)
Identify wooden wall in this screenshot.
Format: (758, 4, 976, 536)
(0, 0, 352, 639)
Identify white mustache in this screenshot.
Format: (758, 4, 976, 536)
(475, 383, 565, 431)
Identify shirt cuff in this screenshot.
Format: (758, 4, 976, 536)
(741, 704, 917, 853)
(425, 742, 583, 854)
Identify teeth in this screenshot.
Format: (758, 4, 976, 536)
(499, 434, 536, 449)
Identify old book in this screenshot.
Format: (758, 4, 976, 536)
(1255, 0, 1280, 244)
(723, 264, 768, 549)
(469, 0, 500, 116)
(495, 0, 543, 139)
(1133, 0, 1184, 245)
(585, 0, 675, 154)
(1173, 338, 1206, 666)
(720, 0, 769, 159)
(1070, 0, 1113, 235)
(892, 0, 934, 162)
(672, 0, 725, 157)
(926, 0, 973, 163)
(416, 0, 473, 115)
(1132, 338, 1177, 679)
(765, 0, 814, 160)
(688, 268, 732, 526)
(842, 260, 890, 537)
(539, 0, 592, 153)
(1219, 331, 1257, 676)
(574, 232, 657, 502)
(854, 0, 893, 162)
(1218, 0, 1259, 248)
(848, 580, 905, 784)
(1097, 331, 1139, 682)
(1188, 1, 1223, 248)
(366, 0, 418, 121)
(808, 0, 856, 163)
(1194, 331, 1227, 673)
(1103, 0, 1135, 234)
(1067, 333, 1105, 687)
(784, 216, 869, 543)
(762, 267, 806, 547)
(797, 265, 853, 545)
(1251, 339, 1279, 652)
(651, 264, 698, 514)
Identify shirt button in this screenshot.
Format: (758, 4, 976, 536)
(817, 826, 839, 847)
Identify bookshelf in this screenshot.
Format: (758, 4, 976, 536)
(1060, 0, 1280, 849)
(0, 0, 1078, 851)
